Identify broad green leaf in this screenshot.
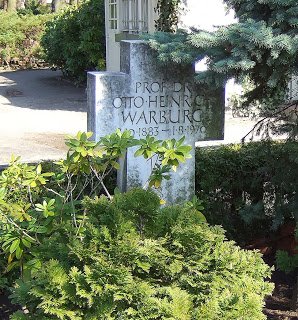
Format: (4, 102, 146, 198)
(7, 253, 13, 264)
(73, 153, 80, 163)
(111, 161, 120, 170)
(0, 188, 6, 199)
(48, 199, 55, 207)
(30, 181, 37, 188)
(81, 149, 87, 157)
(15, 246, 23, 259)
(178, 146, 192, 153)
(21, 238, 32, 248)
(7, 261, 19, 272)
(81, 132, 87, 142)
(36, 164, 42, 174)
(86, 131, 93, 139)
(177, 136, 186, 145)
(34, 226, 48, 234)
(9, 239, 20, 254)
(134, 149, 144, 157)
(42, 172, 54, 177)
(35, 204, 44, 211)
(175, 154, 186, 162)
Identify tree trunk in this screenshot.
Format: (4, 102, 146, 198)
(6, 0, 17, 11)
(3, 0, 8, 10)
(39, 0, 47, 6)
(52, 0, 65, 12)
(16, 0, 25, 9)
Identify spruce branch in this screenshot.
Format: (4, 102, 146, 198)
(241, 100, 298, 143)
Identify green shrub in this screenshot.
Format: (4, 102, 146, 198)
(17, 0, 52, 16)
(41, 0, 105, 82)
(10, 188, 273, 320)
(0, 132, 273, 319)
(196, 141, 298, 244)
(276, 250, 298, 273)
(0, 12, 52, 66)
(0, 131, 191, 283)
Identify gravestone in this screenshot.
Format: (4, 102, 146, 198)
(88, 40, 224, 203)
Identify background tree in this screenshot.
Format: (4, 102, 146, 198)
(0, 0, 74, 12)
(51, 0, 65, 12)
(41, 0, 105, 82)
(148, 0, 298, 138)
(6, 0, 17, 11)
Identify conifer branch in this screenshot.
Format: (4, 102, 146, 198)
(241, 101, 298, 143)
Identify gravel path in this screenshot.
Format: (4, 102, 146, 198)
(0, 69, 87, 164)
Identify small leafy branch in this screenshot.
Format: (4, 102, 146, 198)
(0, 130, 192, 277)
(134, 135, 192, 188)
(241, 101, 298, 143)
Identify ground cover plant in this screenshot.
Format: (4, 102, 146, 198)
(0, 131, 273, 319)
(9, 190, 273, 319)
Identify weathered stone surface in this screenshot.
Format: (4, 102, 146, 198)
(88, 40, 224, 203)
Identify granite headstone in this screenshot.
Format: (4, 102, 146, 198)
(88, 40, 224, 203)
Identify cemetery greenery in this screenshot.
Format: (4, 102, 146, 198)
(41, 0, 106, 82)
(0, 11, 52, 67)
(148, 0, 298, 138)
(0, 131, 273, 319)
(0, 0, 105, 75)
(196, 141, 298, 273)
(16, 0, 52, 15)
(155, 0, 298, 279)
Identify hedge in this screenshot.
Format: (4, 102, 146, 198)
(0, 12, 52, 68)
(196, 141, 298, 245)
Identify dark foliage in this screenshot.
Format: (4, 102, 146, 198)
(196, 141, 298, 245)
(41, 0, 105, 83)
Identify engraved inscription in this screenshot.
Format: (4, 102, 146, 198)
(111, 81, 207, 138)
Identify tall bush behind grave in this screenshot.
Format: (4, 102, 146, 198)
(195, 141, 298, 245)
(41, 0, 105, 83)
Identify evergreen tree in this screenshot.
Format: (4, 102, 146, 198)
(148, 0, 298, 138)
